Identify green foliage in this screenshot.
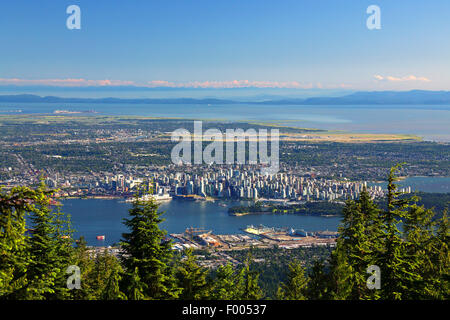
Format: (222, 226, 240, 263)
(276, 260, 308, 300)
(225, 246, 332, 299)
(305, 260, 331, 300)
(100, 263, 127, 300)
(433, 210, 450, 299)
(379, 164, 419, 299)
(175, 248, 209, 299)
(208, 252, 263, 300)
(120, 185, 181, 299)
(124, 267, 146, 300)
(1, 166, 448, 301)
(25, 182, 69, 299)
(235, 252, 264, 300)
(329, 189, 383, 299)
(0, 186, 34, 298)
(327, 241, 353, 300)
(0, 181, 75, 300)
(208, 264, 241, 300)
(229, 201, 344, 216)
(318, 164, 450, 300)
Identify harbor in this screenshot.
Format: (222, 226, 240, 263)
(169, 225, 338, 253)
(61, 198, 342, 246)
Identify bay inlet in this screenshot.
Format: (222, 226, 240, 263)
(62, 198, 342, 246)
(62, 176, 450, 246)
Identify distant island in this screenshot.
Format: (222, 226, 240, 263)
(255, 90, 450, 105)
(53, 109, 98, 114)
(1, 90, 450, 105)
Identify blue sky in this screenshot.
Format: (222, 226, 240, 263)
(0, 0, 449, 94)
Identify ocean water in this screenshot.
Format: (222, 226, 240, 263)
(1, 102, 449, 141)
(371, 176, 450, 193)
(62, 176, 450, 246)
(62, 199, 342, 246)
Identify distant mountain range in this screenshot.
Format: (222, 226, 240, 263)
(0, 94, 235, 105)
(1, 90, 450, 105)
(255, 90, 450, 105)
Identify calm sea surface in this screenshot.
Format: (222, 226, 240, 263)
(1, 102, 450, 141)
(61, 176, 450, 246)
(62, 199, 342, 246)
(370, 176, 450, 193)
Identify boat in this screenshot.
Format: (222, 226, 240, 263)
(242, 224, 274, 235)
(125, 193, 172, 203)
(96, 235, 105, 240)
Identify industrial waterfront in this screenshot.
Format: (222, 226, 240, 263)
(62, 198, 342, 246)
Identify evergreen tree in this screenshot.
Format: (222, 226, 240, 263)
(49, 204, 76, 300)
(0, 182, 75, 300)
(329, 189, 383, 299)
(380, 164, 419, 299)
(0, 186, 35, 299)
(400, 203, 436, 299)
(327, 164, 449, 300)
(328, 241, 353, 300)
(176, 248, 209, 299)
(87, 249, 125, 299)
(235, 252, 263, 300)
(120, 184, 180, 299)
(208, 263, 240, 300)
(124, 267, 146, 300)
(306, 260, 330, 300)
(68, 236, 97, 300)
(425, 208, 449, 299)
(276, 260, 308, 300)
(101, 264, 127, 300)
(25, 182, 74, 300)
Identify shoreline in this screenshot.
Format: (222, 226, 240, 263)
(61, 195, 125, 200)
(229, 211, 340, 218)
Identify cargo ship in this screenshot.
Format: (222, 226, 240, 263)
(125, 193, 172, 203)
(242, 225, 275, 235)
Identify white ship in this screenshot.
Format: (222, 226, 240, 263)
(125, 193, 172, 203)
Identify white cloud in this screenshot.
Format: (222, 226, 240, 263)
(374, 74, 431, 82)
(146, 80, 317, 89)
(0, 77, 352, 89)
(0, 78, 135, 87)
